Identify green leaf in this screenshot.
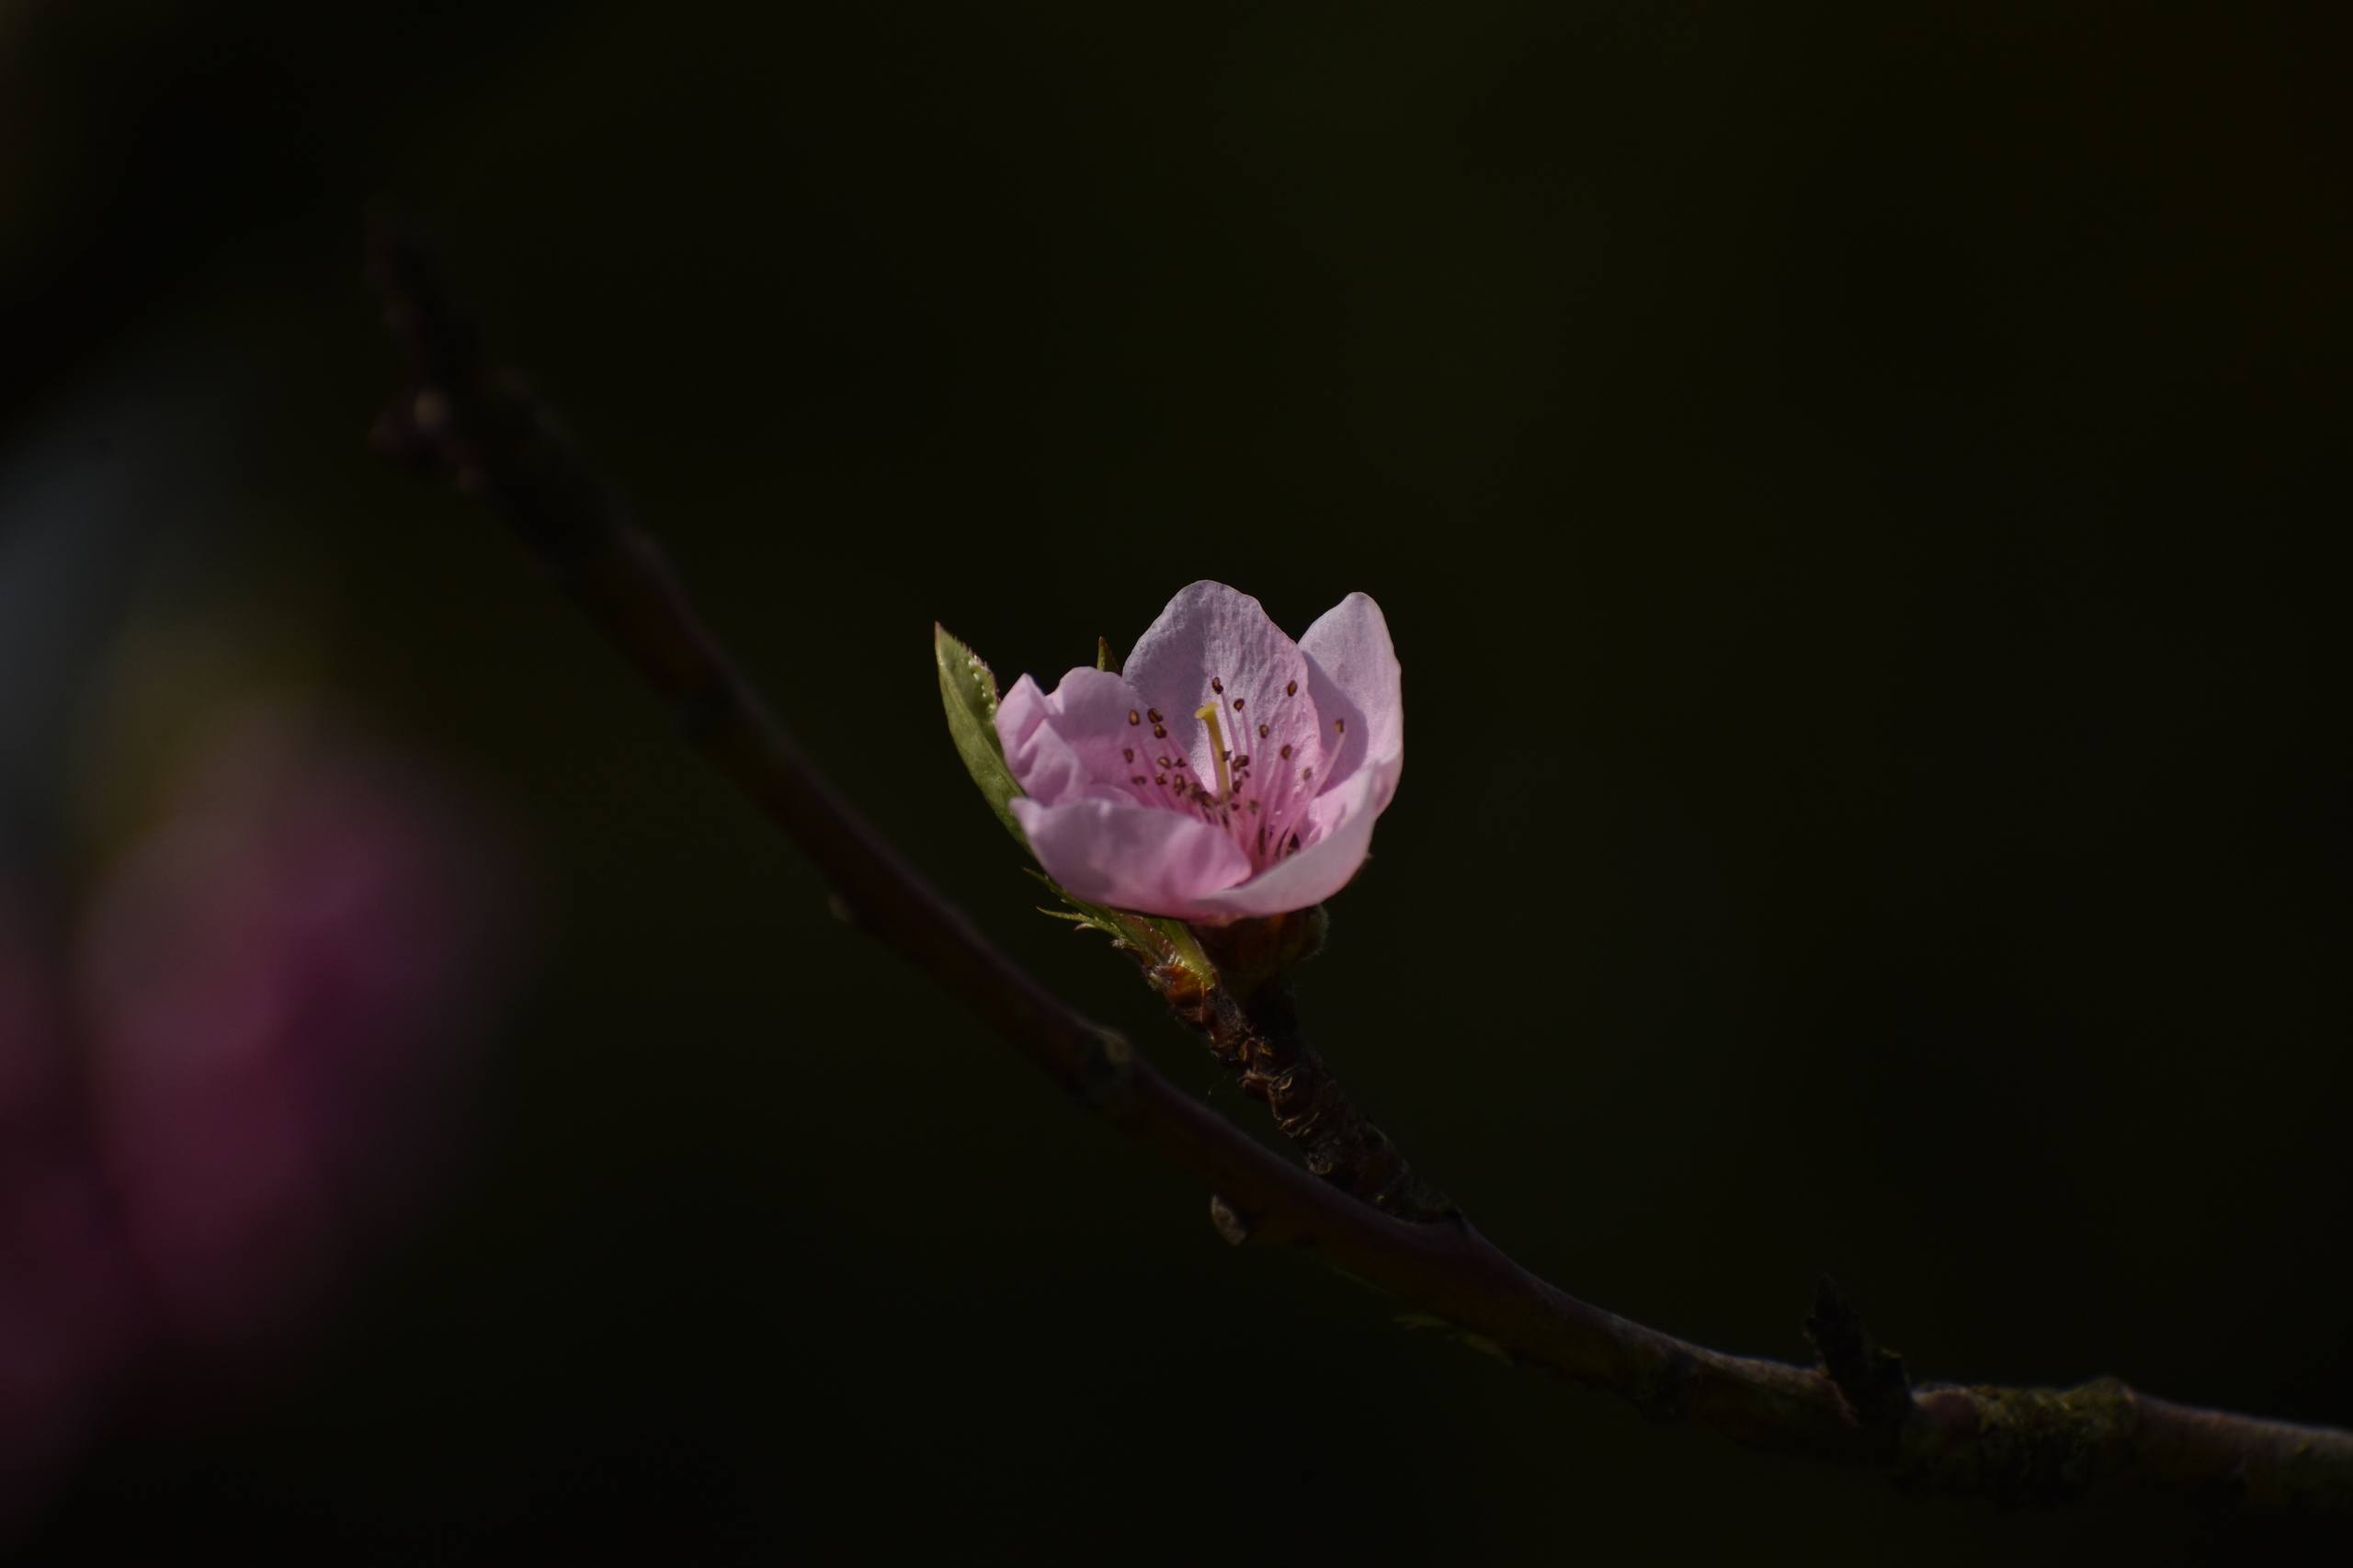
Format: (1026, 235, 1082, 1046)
(1019, 870, 1219, 988)
(934, 623, 1026, 844)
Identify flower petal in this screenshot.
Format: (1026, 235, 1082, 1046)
(1188, 756, 1395, 919)
(1298, 591, 1404, 813)
(995, 668, 1154, 809)
(1010, 796, 1252, 917)
(1121, 581, 1320, 786)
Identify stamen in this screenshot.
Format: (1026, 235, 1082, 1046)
(1210, 677, 1223, 694)
(1128, 710, 1141, 726)
(1256, 722, 1270, 739)
(1334, 718, 1346, 734)
(1285, 680, 1297, 696)
(1194, 702, 1235, 801)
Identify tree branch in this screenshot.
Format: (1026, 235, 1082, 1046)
(1124, 920, 1454, 1222)
(366, 218, 2353, 1515)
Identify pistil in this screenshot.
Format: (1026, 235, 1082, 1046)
(1193, 702, 1234, 801)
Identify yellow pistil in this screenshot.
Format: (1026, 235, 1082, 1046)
(1194, 702, 1234, 801)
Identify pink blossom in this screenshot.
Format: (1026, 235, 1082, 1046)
(994, 582, 1403, 922)
(0, 704, 520, 1543)
(74, 705, 520, 1353)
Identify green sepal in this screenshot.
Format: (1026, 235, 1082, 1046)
(1021, 870, 1218, 987)
(1095, 635, 1121, 675)
(934, 622, 1026, 844)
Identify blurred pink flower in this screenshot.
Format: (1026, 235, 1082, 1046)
(1, 901, 144, 1530)
(74, 704, 521, 1352)
(4, 700, 523, 1541)
(994, 582, 1404, 921)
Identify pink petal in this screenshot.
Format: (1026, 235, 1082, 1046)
(995, 669, 1153, 809)
(1298, 592, 1404, 813)
(1189, 756, 1395, 919)
(1009, 797, 1252, 917)
(1121, 582, 1320, 785)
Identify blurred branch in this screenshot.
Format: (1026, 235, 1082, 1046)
(366, 219, 2353, 1515)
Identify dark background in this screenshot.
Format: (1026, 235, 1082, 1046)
(4, 1, 2347, 1561)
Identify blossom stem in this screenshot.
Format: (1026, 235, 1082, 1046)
(1137, 949, 1451, 1221)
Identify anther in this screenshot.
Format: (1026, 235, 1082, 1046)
(1153, 724, 1167, 738)
(1147, 709, 1163, 723)
(1285, 680, 1298, 696)
(1131, 775, 1148, 785)
(1122, 748, 1134, 763)
(1232, 697, 1245, 710)
(1157, 756, 1171, 768)
(1257, 722, 1270, 739)
(1279, 744, 1292, 760)
(1334, 718, 1346, 733)
(1128, 710, 1141, 726)
(1211, 677, 1223, 694)
(1302, 767, 1313, 781)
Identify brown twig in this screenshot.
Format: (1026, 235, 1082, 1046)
(367, 217, 2353, 1515)
(1129, 936, 1453, 1222)
(1805, 1276, 1917, 1446)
